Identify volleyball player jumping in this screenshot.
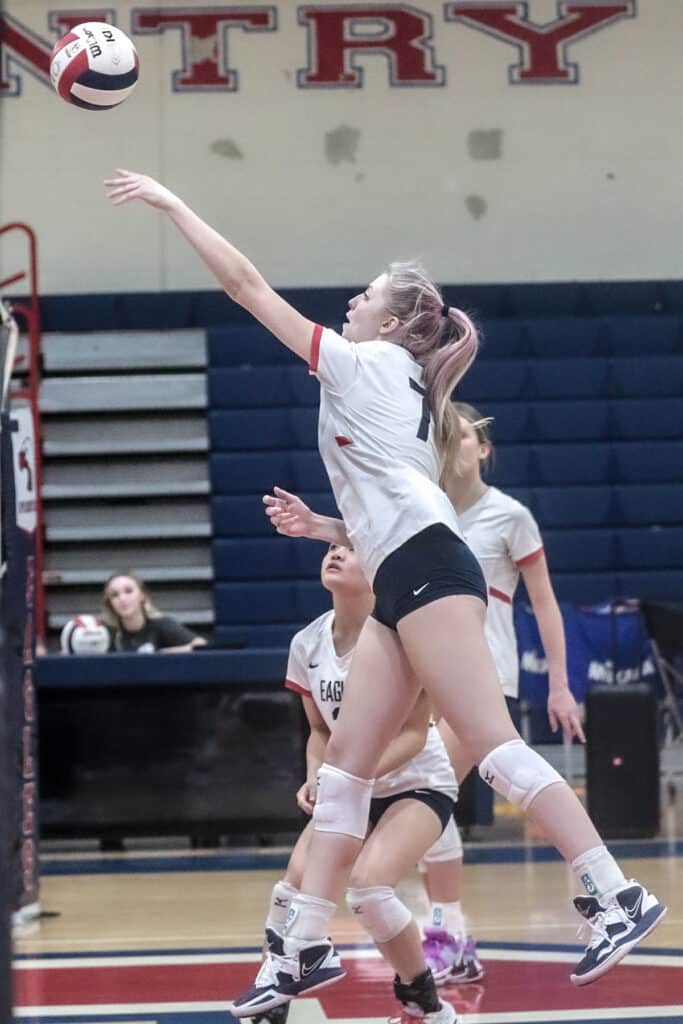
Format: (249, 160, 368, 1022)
(103, 171, 667, 1017)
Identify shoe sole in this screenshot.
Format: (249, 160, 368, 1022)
(448, 967, 485, 984)
(570, 903, 668, 987)
(432, 967, 455, 986)
(228, 969, 347, 1016)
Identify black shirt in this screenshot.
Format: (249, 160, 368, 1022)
(114, 616, 196, 653)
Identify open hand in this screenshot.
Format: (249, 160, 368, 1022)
(263, 486, 315, 538)
(104, 169, 179, 212)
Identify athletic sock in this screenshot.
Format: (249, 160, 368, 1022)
(283, 892, 336, 943)
(430, 900, 466, 938)
(571, 845, 627, 901)
(265, 879, 299, 932)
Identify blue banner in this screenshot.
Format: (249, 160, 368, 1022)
(516, 602, 656, 707)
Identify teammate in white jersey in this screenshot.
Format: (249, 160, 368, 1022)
(420, 403, 585, 985)
(104, 171, 666, 1015)
(254, 542, 458, 1024)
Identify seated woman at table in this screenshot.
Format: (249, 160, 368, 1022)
(101, 572, 207, 653)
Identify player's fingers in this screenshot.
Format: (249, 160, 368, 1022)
(573, 716, 586, 744)
(273, 485, 297, 501)
(548, 710, 558, 733)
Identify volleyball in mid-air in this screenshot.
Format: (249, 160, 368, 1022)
(50, 22, 139, 111)
(60, 615, 111, 655)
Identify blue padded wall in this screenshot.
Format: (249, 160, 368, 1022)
(206, 307, 683, 644)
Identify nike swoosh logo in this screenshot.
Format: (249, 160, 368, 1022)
(624, 892, 643, 919)
(308, 663, 320, 669)
(301, 952, 329, 977)
(412, 583, 430, 596)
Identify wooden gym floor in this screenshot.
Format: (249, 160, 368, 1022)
(13, 818, 683, 1024)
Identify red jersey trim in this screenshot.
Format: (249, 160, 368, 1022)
(515, 546, 545, 568)
(309, 324, 323, 372)
(488, 586, 512, 605)
(285, 679, 311, 696)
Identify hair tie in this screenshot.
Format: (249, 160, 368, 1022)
(441, 303, 450, 318)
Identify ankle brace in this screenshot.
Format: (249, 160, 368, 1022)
(393, 967, 440, 1014)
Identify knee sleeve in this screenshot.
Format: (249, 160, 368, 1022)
(345, 886, 412, 944)
(479, 738, 563, 810)
(419, 816, 463, 870)
(313, 763, 374, 840)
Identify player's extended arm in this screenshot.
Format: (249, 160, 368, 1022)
(263, 487, 351, 547)
(373, 689, 431, 778)
(522, 553, 585, 743)
(298, 695, 330, 814)
(104, 170, 315, 362)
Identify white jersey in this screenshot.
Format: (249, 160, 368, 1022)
(285, 610, 458, 800)
(310, 326, 463, 583)
(458, 487, 544, 698)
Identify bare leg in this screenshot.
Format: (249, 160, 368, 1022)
(296, 617, 421, 904)
(398, 597, 603, 859)
(424, 857, 463, 906)
(349, 799, 442, 982)
(437, 721, 475, 785)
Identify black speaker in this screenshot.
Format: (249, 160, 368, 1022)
(586, 683, 659, 839)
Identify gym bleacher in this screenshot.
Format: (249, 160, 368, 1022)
(37, 280, 682, 648)
(200, 288, 683, 648)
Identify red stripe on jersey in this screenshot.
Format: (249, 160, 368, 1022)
(488, 586, 512, 605)
(515, 546, 545, 568)
(285, 679, 311, 696)
(57, 45, 89, 102)
(309, 324, 323, 372)
(335, 435, 353, 447)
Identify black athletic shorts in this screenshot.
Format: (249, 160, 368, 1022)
(369, 787, 455, 834)
(371, 523, 487, 631)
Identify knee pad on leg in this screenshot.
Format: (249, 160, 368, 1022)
(345, 886, 412, 944)
(479, 738, 563, 810)
(313, 763, 374, 840)
(420, 817, 463, 869)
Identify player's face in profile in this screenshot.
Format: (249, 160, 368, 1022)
(341, 274, 390, 342)
(453, 416, 489, 478)
(106, 576, 144, 618)
(321, 544, 369, 595)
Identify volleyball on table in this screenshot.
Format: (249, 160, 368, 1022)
(50, 22, 139, 110)
(60, 615, 111, 655)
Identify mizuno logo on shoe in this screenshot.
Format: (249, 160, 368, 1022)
(413, 582, 430, 596)
(301, 952, 329, 977)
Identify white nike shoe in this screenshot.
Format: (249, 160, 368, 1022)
(571, 881, 667, 986)
(387, 1000, 457, 1023)
(227, 934, 345, 1017)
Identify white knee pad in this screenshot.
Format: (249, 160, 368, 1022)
(479, 738, 563, 810)
(345, 886, 412, 944)
(313, 763, 374, 840)
(420, 817, 463, 869)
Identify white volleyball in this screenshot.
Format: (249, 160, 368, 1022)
(50, 22, 139, 111)
(60, 615, 111, 655)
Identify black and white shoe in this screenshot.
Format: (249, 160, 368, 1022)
(227, 931, 345, 1017)
(571, 881, 667, 986)
(250, 1005, 290, 1024)
(390, 968, 457, 1023)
